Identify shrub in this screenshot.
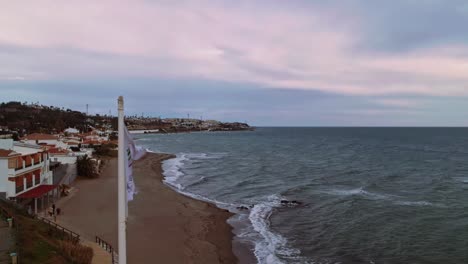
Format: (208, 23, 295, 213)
(77, 155, 98, 178)
(59, 241, 93, 264)
(94, 143, 117, 157)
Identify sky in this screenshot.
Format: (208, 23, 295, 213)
(0, 0, 467, 126)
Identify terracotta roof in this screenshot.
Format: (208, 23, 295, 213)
(48, 148, 69, 154)
(0, 149, 21, 158)
(83, 140, 102, 145)
(0, 149, 14, 157)
(23, 133, 58, 140)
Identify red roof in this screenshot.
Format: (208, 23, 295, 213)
(83, 140, 102, 145)
(48, 148, 68, 154)
(0, 149, 14, 157)
(23, 133, 58, 141)
(0, 149, 20, 158)
(17, 185, 57, 198)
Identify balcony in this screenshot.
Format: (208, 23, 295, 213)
(13, 162, 44, 175)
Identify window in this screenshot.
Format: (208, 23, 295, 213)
(35, 173, 40, 185)
(8, 158, 17, 169)
(26, 174, 33, 189)
(15, 177, 24, 193)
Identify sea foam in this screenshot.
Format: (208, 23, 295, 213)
(161, 154, 304, 264)
(161, 154, 188, 190)
(248, 195, 302, 264)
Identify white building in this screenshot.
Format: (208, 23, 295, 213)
(64, 127, 80, 134)
(49, 148, 79, 164)
(0, 139, 54, 213)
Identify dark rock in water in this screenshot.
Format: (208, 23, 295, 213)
(237, 206, 250, 210)
(280, 200, 302, 206)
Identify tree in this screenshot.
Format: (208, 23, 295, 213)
(77, 155, 98, 178)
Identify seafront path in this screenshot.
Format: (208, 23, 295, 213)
(43, 188, 113, 264)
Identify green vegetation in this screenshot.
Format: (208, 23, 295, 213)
(59, 241, 93, 264)
(93, 143, 117, 157)
(0, 101, 116, 136)
(77, 155, 99, 178)
(0, 200, 93, 263)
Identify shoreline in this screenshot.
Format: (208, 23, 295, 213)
(56, 152, 238, 263)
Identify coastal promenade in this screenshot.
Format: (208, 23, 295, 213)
(53, 153, 237, 264)
(40, 200, 113, 264)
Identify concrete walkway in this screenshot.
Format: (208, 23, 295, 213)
(38, 190, 113, 264)
(82, 240, 113, 264)
(38, 214, 113, 264)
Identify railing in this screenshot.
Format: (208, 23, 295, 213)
(0, 205, 12, 220)
(96, 236, 118, 264)
(95, 236, 113, 253)
(37, 217, 80, 244)
(15, 162, 42, 173)
(15, 185, 24, 194)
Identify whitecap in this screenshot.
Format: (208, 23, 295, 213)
(161, 154, 188, 190)
(454, 177, 468, 183)
(249, 195, 302, 264)
(396, 201, 435, 207)
(161, 155, 306, 264)
(324, 188, 396, 201)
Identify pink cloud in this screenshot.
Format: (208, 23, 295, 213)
(0, 0, 467, 97)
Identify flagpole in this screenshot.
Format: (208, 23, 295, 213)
(117, 96, 127, 264)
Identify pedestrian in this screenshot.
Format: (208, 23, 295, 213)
(52, 203, 56, 215)
(56, 208, 61, 216)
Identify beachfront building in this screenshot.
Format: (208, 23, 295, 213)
(47, 148, 79, 186)
(0, 139, 55, 213)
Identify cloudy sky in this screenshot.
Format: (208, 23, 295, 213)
(1, 0, 467, 126)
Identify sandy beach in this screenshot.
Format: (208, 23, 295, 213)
(56, 153, 237, 264)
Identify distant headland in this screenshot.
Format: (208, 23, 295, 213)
(0, 101, 252, 137)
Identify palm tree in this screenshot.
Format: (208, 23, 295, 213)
(77, 155, 98, 178)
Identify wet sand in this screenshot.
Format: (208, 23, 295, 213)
(57, 153, 237, 263)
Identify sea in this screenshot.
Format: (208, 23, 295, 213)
(135, 127, 468, 264)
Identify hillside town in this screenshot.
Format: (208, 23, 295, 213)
(0, 128, 112, 211)
(0, 101, 253, 263)
(0, 101, 252, 137)
(0, 101, 252, 211)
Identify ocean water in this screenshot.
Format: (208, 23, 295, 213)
(136, 127, 468, 264)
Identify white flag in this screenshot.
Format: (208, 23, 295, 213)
(124, 126, 146, 201)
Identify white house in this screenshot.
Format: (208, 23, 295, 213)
(0, 139, 54, 213)
(48, 148, 78, 164)
(64, 127, 80, 134)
